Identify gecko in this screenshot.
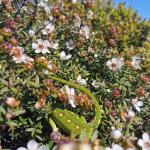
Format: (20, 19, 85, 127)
(48, 75, 102, 138)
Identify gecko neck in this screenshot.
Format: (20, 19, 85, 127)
(48, 75, 102, 129)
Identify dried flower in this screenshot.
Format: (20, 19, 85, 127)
(50, 131, 62, 143)
(6, 97, 20, 108)
(112, 88, 121, 97)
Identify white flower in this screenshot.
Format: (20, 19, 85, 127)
(12, 54, 26, 63)
(79, 144, 92, 150)
(11, 46, 33, 64)
(131, 56, 141, 70)
(106, 58, 124, 71)
(80, 26, 90, 39)
(138, 132, 150, 150)
(126, 109, 135, 119)
(38, 0, 50, 13)
(92, 80, 100, 88)
(28, 29, 35, 37)
(132, 97, 143, 112)
(32, 39, 50, 54)
(41, 23, 55, 35)
(105, 144, 124, 150)
(17, 140, 47, 150)
(76, 75, 87, 85)
(66, 40, 75, 50)
(111, 127, 122, 140)
(49, 41, 59, 49)
(60, 51, 72, 60)
(64, 85, 76, 108)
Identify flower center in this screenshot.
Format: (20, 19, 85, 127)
(111, 63, 117, 67)
(38, 44, 44, 49)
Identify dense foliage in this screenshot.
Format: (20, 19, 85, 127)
(0, 0, 150, 149)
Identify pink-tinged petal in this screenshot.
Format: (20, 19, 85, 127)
(70, 88, 75, 95)
(43, 40, 50, 47)
(143, 132, 150, 142)
(32, 43, 38, 49)
(137, 101, 143, 107)
(35, 49, 41, 53)
(27, 140, 38, 150)
(138, 139, 144, 147)
(37, 39, 43, 44)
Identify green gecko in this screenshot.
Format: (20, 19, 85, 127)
(48, 75, 102, 138)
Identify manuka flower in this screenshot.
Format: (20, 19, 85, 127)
(41, 23, 55, 35)
(76, 75, 87, 85)
(132, 97, 143, 112)
(32, 39, 50, 54)
(79, 26, 91, 40)
(138, 132, 150, 150)
(106, 58, 124, 71)
(60, 51, 72, 60)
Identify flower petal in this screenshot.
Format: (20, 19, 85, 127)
(137, 101, 143, 107)
(32, 43, 38, 49)
(138, 139, 144, 147)
(42, 49, 50, 54)
(66, 54, 72, 60)
(37, 39, 43, 44)
(69, 100, 76, 108)
(27, 140, 39, 150)
(135, 106, 141, 112)
(43, 40, 50, 47)
(16, 147, 28, 150)
(60, 51, 66, 59)
(35, 49, 41, 53)
(37, 145, 48, 150)
(142, 132, 150, 142)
